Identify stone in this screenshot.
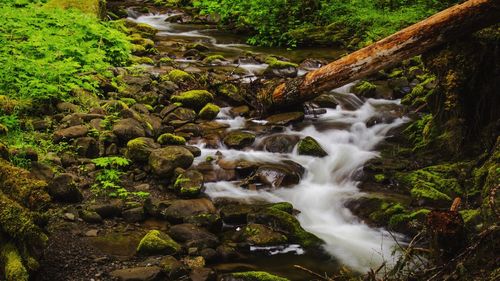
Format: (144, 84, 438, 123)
(47, 173, 83, 203)
(297, 136, 328, 157)
(168, 224, 219, 248)
(183, 256, 205, 270)
(312, 94, 338, 109)
(85, 229, 99, 237)
(74, 137, 99, 158)
(241, 224, 287, 246)
(190, 267, 216, 281)
(220, 271, 289, 281)
(259, 134, 300, 153)
(263, 57, 298, 78)
(223, 131, 256, 149)
(163, 198, 216, 224)
(265, 112, 304, 126)
(229, 105, 250, 117)
(159, 256, 187, 279)
(163, 107, 197, 125)
(170, 90, 214, 111)
(109, 266, 163, 281)
(79, 210, 103, 223)
(112, 118, 146, 144)
(157, 133, 186, 145)
(64, 212, 76, 221)
(198, 103, 220, 120)
(30, 162, 54, 181)
(123, 207, 145, 223)
(56, 102, 79, 113)
(220, 204, 260, 224)
(53, 125, 88, 142)
(126, 137, 160, 163)
(90, 201, 122, 219)
(252, 161, 305, 188)
(148, 146, 194, 178)
(174, 170, 204, 198)
(137, 230, 181, 256)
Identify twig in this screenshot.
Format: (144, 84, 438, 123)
(293, 265, 334, 281)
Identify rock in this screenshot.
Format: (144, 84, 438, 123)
(126, 137, 160, 163)
(223, 131, 256, 149)
(109, 266, 163, 281)
(183, 145, 202, 157)
(53, 125, 88, 142)
(160, 103, 181, 119)
(163, 107, 197, 125)
(198, 103, 220, 120)
(123, 207, 145, 223)
(229, 105, 250, 117)
(263, 57, 298, 78)
(265, 112, 304, 126)
(190, 267, 216, 281)
(163, 198, 216, 223)
(162, 69, 194, 84)
(64, 212, 76, 221)
(148, 146, 194, 178)
(47, 173, 83, 203)
(220, 271, 289, 281)
(56, 102, 79, 113)
(217, 84, 244, 104)
(297, 136, 328, 157)
(189, 43, 210, 52)
(0, 142, 9, 160)
(137, 230, 181, 256)
(184, 213, 222, 232)
(160, 256, 188, 279)
(183, 256, 206, 270)
(168, 224, 219, 248)
(241, 223, 287, 246)
(252, 161, 305, 188)
(157, 133, 186, 145)
(312, 94, 338, 109)
(30, 162, 54, 181)
(259, 134, 300, 153)
(74, 137, 99, 158)
(174, 170, 204, 198)
(90, 201, 122, 219)
(220, 204, 260, 224)
(79, 210, 103, 223)
(85, 229, 99, 237)
(175, 123, 201, 137)
(170, 90, 214, 111)
(112, 118, 146, 144)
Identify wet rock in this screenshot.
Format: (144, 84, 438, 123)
(185, 213, 222, 232)
(220, 271, 289, 281)
(217, 84, 244, 104)
(168, 224, 219, 248)
(252, 161, 304, 188)
(74, 137, 99, 158)
(112, 118, 146, 144)
(163, 107, 197, 125)
(183, 145, 202, 157)
(53, 125, 88, 142)
(312, 94, 338, 108)
(229, 105, 250, 117)
(160, 103, 182, 119)
(137, 230, 180, 256)
(241, 223, 288, 246)
(189, 43, 210, 52)
(170, 90, 214, 111)
(79, 210, 103, 223)
(190, 267, 216, 281)
(220, 204, 260, 224)
(263, 57, 298, 78)
(174, 169, 204, 198)
(126, 137, 160, 163)
(265, 112, 304, 126)
(163, 198, 216, 223)
(259, 134, 300, 153)
(175, 123, 201, 138)
(157, 133, 186, 145)
(198, 103, 220, 120)
(160, 256, 188, 279)
(47, 173, 83, 203)
(109, 266, 163, 281)
(149, 146, 194, 178)
(223, 131, 255, 149)
(123, 207, 145, 223)
(297, 136, 327, 157)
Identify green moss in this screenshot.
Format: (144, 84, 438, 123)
(265, 57, 298, 69)
(223, 131, 256, 149)
(374, 174, 386, 183)
(231, 271, 289, 281)
(0, 243, 29, 281)
(173, 170, 203, 198)
(198, 103, 220, 120)
(136, 230, 180, 255)
(45, 0, 103, 16)
(159, 57, 175, 66)
(389, 209, 430, 229)
(119, 97, 136, 106)
(353, 80, 377, 97)
(157, 133, 186, 145)
(161, 69, 194, 84)
(131, 56, 155, 65)
(126, 137, 157, 163)
(297, 136, 327, 157)
(170, 90, 214, 111)
(134, 23, 158, 37)
(203, 54, 225, 63)
(266, 202, 293, 213)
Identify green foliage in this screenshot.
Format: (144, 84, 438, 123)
(0, 3, 130, 108)
(91, 156, 148, 200)
(194, 0, 460, 47)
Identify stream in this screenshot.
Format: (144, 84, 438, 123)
(130, 11, 407, 279)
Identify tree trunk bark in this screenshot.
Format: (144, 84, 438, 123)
(258, 0, 500, 112)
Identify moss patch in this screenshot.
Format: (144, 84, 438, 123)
(231, 271, 289, 281)
(170, 90, 214, 111)
(265, 57, 298, 69)
(157, 133, 186, 145)
(198, 103, 220, 120)
(161, 69, 194, 84)
(297, 136, 327, 157)
(136, 230, 180, 256)
(0, 243, 29, 281)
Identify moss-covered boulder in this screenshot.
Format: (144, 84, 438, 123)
(217, 83, 244, 104)
(163, 107, 197, 126)
(157, 133, 186, 145)
(297, 136, 328, 157)
(221, 271, 290, 281)
(263, 56, 298, 78)
(170, 90, 214, 111)
(126, 137, 160, 163)
(161, 69, 195, 84)
(112, 118, 147, 144)
(203, 54, 225, 64)
(148, 146, 194, 178)
(174, 170, 204, 198)
(0, 243, 29, 281)
(265, 112, 304, 126)
(223, 131, 256, 149)
(136, 230, 180, 256)
(241, 223, 288, 246)
(353, 80, 377, 98)
(47, 173, 83, 203)
(198, 103, 220, 120)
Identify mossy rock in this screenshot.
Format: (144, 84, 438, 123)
(174, 170, 204, 198)
(297, 136, 328, 157)
(148, 146, 194, 178)
(222, 271, 290, 281)
(217, 84, 244, 104)
(265, 57, 298, 69)
(242, 223, 288, 246)
(223, 131, 256, 149)
(0, 243, 29, 281)
(126, 137, 160, 163)
(198, 103, 220, 120)
(265, 112, 304, 126)
(353, 80, 377, 98)
(131, 56, 155, 65)
(161, 69, 194, 84)
(136, 230, 180, 256)
(203, 54, 225, 64)
(159, 57, 176, 66)
(134, 23, 158, 38)
(170, 90, 214, 111)
(157, 133, 186, 145)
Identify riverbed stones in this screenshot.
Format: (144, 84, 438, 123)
(112, 118, 146, 144)
(297, 136, 328, 157)
(174, 169, 204, 198)
(241, 223, 288, 246)
(74, 137, 99, 158)
(223, 131, 255, 149)
(163, 198, 216, 223)
(170, 90, 214, 111)
(47, 173, 83, 203)
(109, 266, 163, 281)
(259, 134, 300, 153)
(265, 112, 304, 126)
(137, 230, 181, 256)
(53, 125, 88, 142)
(126, 137, 160, 163)
(168, 224, 219, 248)
(163, 107, 197, 125)
(263, 57, 298, 78)
(148, 146, 194, 178)
(252, 161, 305, 188)
(198, 103, 220, 120)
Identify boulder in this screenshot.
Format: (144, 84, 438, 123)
(47, 173, 83, 203)
(112, 118, 146, 144)
(126, 137, 160, 163)
(265, 112, 304, 126)
(174, 170, 204, 198)
(241, 223, 288, 246)
(148, 146, 194, 178)
(168, 224, 219, 248)
(297, 136, 328, 157)
(136, 230, 181, 256)
(159, 256, 188, 279)
(163, 198, 216, 223)
(109, 266, 163, 281)
(74, 137, 99, 158)
(223, 131, 255, 149)
(157, 133, 186, 145)
(198, 103, 220, 120)
(170, 90, 214, 111)
(53, 125, 88, 142)
(252, 161, 304, 188)
(123, 207, 145, 223)
(163, 107, 197, 125)
(259, 134, 300, 153)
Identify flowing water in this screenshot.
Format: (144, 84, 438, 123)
(130, 11, 407, 279)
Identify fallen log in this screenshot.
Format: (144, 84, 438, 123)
(258, 0, 500, 111)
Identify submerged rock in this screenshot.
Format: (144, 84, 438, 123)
(136, 230, 180, 256)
